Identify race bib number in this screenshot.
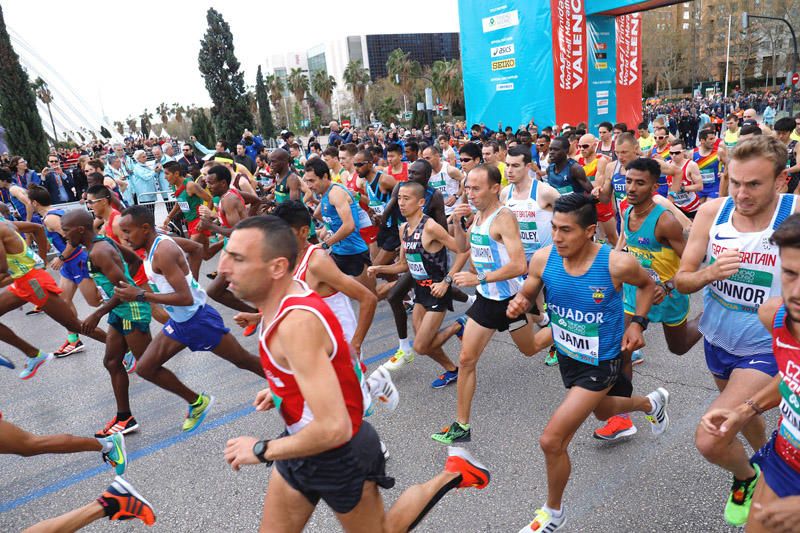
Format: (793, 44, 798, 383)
(357, 208, 372, 229)
(406, 253, 428, 280)
(778, 379, 800, 446)
(701, 170, 716, 184)
(708, 260, 772, 313)
(469, 233, 494, 267)
(178, 201, 191, 213)
(550, 309, 600, 365)
(370, 202, 384, 216)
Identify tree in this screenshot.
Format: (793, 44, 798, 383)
(265, 73, 285, 114)
(156, 103, 170, 126)
(287, 68, 309, 126)
(198, 8, 253, 143)
(431, 59, 463, 118)
(311, 70, 337, 117)
(32, 77, 58, 144)
(0, 5, 48, 166)
(255, 65, 276, 138)
(140, 109, 152, 137)
(113, 121, 124, 135)
(125, 116, 138, 135)
(191, 108, 216, 147)
(171, 103, 184, 123)
(374, 96, 400, 125)
(343, 60, 370, 125)
(386, 48, 420, 107)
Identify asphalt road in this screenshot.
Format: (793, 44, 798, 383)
(0, 262, 772, 532)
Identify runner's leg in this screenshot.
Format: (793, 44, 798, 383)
(134, 333, 198, 404)
(455, 321, 495, 424)
(41, 295, 106, 343)
(0, 418, 101, 455)
(412, 307, 457, 372)
(258, 468, 317, 533)
(744, 478, 780, 533)
(0, 290, 40, 357)
(104, 327, 132, 414)
(210, 333, 263, 377)
(662, 315, 702, 355)
(23, 502, 105, 533)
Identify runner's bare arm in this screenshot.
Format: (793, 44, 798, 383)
(655, 210, 688, 258)
(451, 203, 471, 253)
(569, 164, 593, 194)
(700, 372, 782, 438)
(187, 181, 213, 203)
(758, 296, 782, 332)
(379, 173, 398, 195)
(652, 194, 693, 231)
(323, 186, 356, 246)
(597, 163, 613, 203)
(369, 223, 409, 277)
(507, 245, 548, 318)
(82, 244, 128, 328)
(428, 191, 448, 229)
(537, 180, 561, 209)
(11, 186, 33, 222)
(488, 208, 527, 281)
(685, 161, 703, 192)
(12, 222, 48, 261)
(610, 250, 654, 351)
(428, 216, 460, 254)
(288, 175, 303, 201)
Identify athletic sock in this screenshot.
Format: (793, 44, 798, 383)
(67, 333, 79, 343)
(117, 411, 132, 421)
(647, 397, 660, 416)
(97, 494, 121, 518)
(543, 504, 563, 518)
(399, 337, 412, 353)
(457, 422, 470, 430)
(97, 437, 113, 452)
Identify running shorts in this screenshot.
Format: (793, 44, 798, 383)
(162, 304, 229, 352)
(698, 182, 720, 199)
(108, 312, 151, 336)
(377, 226, 400, 252)
(466, 293, 528, 332)
(751, 431, 800, 498)
(59, 250, 91, 285)
(133, 249, 148, 286)
(657, 184, 669, 198)
(703, 338, 777, 381)
(623, 284, 689, 326)
(557, 352, 633, 397)
(413, 281, 453, 312)
(186, 218, 211, 238)
(275, 421, 395, 514)
(596, 199, 615, 223)
(9, 269, 61, 307)
(331, 251, 371, 277)
(359, 225, 378, 244)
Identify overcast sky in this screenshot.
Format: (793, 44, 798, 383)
(3, 0, 459, 122)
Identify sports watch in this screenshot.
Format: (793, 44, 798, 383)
(135, 290, 147, 303)
(253, 439, 273, 466)
(477, 271, 487, 284)
(630, 315, 649, 331)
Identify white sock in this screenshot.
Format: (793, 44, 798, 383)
(647, 396, 659, 415)
(399, 338, 412, 353)
(543, 504, 563, 518)
(97, 437, 113, 452)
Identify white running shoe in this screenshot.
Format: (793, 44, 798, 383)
(382, 348, 415, 371)
(645, 387, 670, 435)
(367, 366, 400, 411)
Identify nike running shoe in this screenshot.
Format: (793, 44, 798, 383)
(645, 387, 670, 435)
(243, 323, 257, 337)
(382, 348, 415, 371)
(454, 316, 467, 340)
(54, 339, 85, 358)
(96, 416, 140, 438)
(445, 446, 490, 489)
(431, 422, 471, 444)
(631, 349, 644, 365)
(724, 463, 760, 526)
(366, 366, 400, 411)
(101, 433, 127, 475)
(19, 352, 52, 380)
(544, 345, 558, 366)
(593, 415, 637, 440)
(98, 476, 156, 526)
(431, 369, 458, 389)
(122, 351, 137, 374)
(25, 305, 44, 316)
(518, 507, 567, 532)
(0, 354, 14, 369)
(182, 393, 215, 432)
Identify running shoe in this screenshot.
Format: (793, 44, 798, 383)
(431, 422, 471, 444)
(644, 387, 670, 435)
(593, 415, 637, 440)
(631, 349, 644, 365)
(243, 323, 257, 337)
(366, 366, 400, 411)
(25, 305, 44, 316)
(0, 354, 14, 369)
(454, 316, 467, 340)
(54, 339, 85, 358)
(98, 476, 156, 526)
(101, 433, 127, 475)
(122, 351, 137, 374)
(403, 299, 415, 314)
(206, 271, 218, 280)
(182, 393, 215, 432)
(381, 440, 390, 461)
(19, 352, 52, 380)
(724, 464, 760, 526)
(518, 507, 567, 532)
(544, 345, 558, 366)
(431, 369, 458, 389)
(445, 446, 490, 489)
(96, 416, 140, 438)
(382, 348, 415, 371)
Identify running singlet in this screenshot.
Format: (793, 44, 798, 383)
(723, 128, 739, 150)
(771, 305, 800, 474)
(542, 244, 624, 365)
(386, 162, 408, 182)
(622, 204, 680, 285)
(259, 282, 364, 436)
(504, 179, 552, 260)
(469, 206, 524, 300)
(320, 183, 368, 255)
(274, 173, 293, 204)
(106, 209, 122, 244)
(87, 235, 150, 323)
(610, 161, 628, 214)
(344, 172, 373, 231)
(366, 171, 390, 221)
(545, 159, 579, 194)
(638, 135, 655, 153)
(596, 141, 615, 160)
(668, 161, 700, 214)
(402, 215, 448, 282)
(428, 164, 453, 214)
(649, 145, 671, 195)
(219, 189, 245, 229)
(174, 178, 203, 222)
(144, 235, 207, 322)
(693, 141, 721, 192)
(44, 209, 83, 262)
(699, 194, 796, 355)
(293, 244, 357, 343)
(4, 229, 43, 279)
(0, 188, 25, 221)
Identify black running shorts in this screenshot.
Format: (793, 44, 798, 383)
(274, 421, 395, 514)
(377, 225, 401, 252)
(413, 281, 453, 312)
(556, 352, 633, 397)
(466, 292, 528, 332)
(331, 251, 371, 277)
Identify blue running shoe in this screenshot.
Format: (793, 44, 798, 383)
(454, 316, 467, 340)
(182, 393, 215, 432)
(19, 352, 52, 380)
(432, 369, 458, 389)
(122, 351, 137, 374)
(101, 433, 128, 475)
(0, 354, 14, 369)
(632, 349, 644, 365)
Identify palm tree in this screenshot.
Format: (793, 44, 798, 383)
(386, 48, 420, 105)
(140, 109, 153, 137)
(265, 73, 284, 111)
(311, 70, 336, 108)
(156, 103, 170, 126)
(343, 60, 370, 124)
(287, 68, 309, 106)
(113, 121, 124, 135)
(171, 103, 185, 123)
(32, 77, 58, 143)
(431, 59, 463, 118)
(126, 116, 138, 134)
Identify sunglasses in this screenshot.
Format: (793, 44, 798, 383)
(85, 198, 106, 205)
(460, 157, 473, 162)
(536, 143, 546, 147)
(578, 144, 591, 149)
(655, 136, 667, 140)
(669, 151, 683, 155)
(353, 162, 368, 167)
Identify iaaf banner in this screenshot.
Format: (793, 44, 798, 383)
(551, 0, 589, 127)
(586, 15, 616, 132)
(615, 12, 642, 129)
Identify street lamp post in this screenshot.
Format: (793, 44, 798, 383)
(743, 12, 798, 115)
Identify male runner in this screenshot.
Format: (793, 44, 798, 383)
(432, 164, 553, 444)
(199, 164, 248, 269)
(594, 157, 701, 441)
(596, 121, 615, 159)
(270, 148, 303, 204)
(61, 209, 152, 437)
(664, 139, 702, 219)
(544, 137, 592, 195)
(161, 161, 213, 258)
(648, 126, 672, 197)
(774, 117, 800, 194)
(701, 212, 800, 532)
(508, 193, 669, 533)
(723, 114, 741, 151)
(675, 136, 798, 526)
(481, 140, 507, 185)
(322, 145, 349, 184)
(423, 145, 462, 218)
(637, 122, 655, 153)
(578, 133, 617, 245)
(359, 150, 398, 268)
(693, 128, 728, 203)
(28, 185, 101, 357)
(369, 181, 463, 388)
(219, 215, 490, 532)
(115, 205, 263, 432)
(0, 171, 32, 222)
(385, 142, 409, 182)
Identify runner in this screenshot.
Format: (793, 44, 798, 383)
(664, 139, 702, 219)
(773, 117, 800, 194)
(422, 145, 462, 219)
(544, 137, 592, 195)
(674, 136, 797, 526)
(28, 185, 101, 357)
(322, 146, 349, 185)
(369, 181, 463, 388)
(385, 142, 409, 182)
(594, 157, 701, 441)
(432, 164, 553, 444)
(0, 171, 32, 222)
(700, 212, 800, 532)
(723, 114, 741, 150)
(218, 215, 490, 532)
(694, 128, 728, 202)
(270, 148, 303, 204)
(115, 205, 263, 432)
(637, 122, 655, 154)
(161, 161, 214, 259)
(360, 149, 398, 268)
(648, 126, 672, 197)
(508, 193, 670, 533)
(596, 121, 615, 159)
(578, 133, 617, 245)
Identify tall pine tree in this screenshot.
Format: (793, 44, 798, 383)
(198, 8, 253, 144)
(255, 65, 275, 139)
(0, 5, 48, 167)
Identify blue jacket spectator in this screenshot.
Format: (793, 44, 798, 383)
(239, 131, 263, 163)
(42, 154, 74, 203)
(130, 150, 160, 202)
(328, 121, 352, 145)
(9, 156, 41, 188)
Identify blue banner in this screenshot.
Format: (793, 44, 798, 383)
(458, 0, 555, 132)
(586, 15, 617, 132)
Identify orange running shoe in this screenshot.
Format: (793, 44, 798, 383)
(243, 323, 257, 337)
(445, 446, 490, 489)
(98, 476, 156, 526)
(593, 414, 637, 441)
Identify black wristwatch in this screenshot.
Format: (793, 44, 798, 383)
(630, 315, 649, 331)
(135, 290, 147, 303)
(253, 439, 273, 466)
(444, 275, 453, 285)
